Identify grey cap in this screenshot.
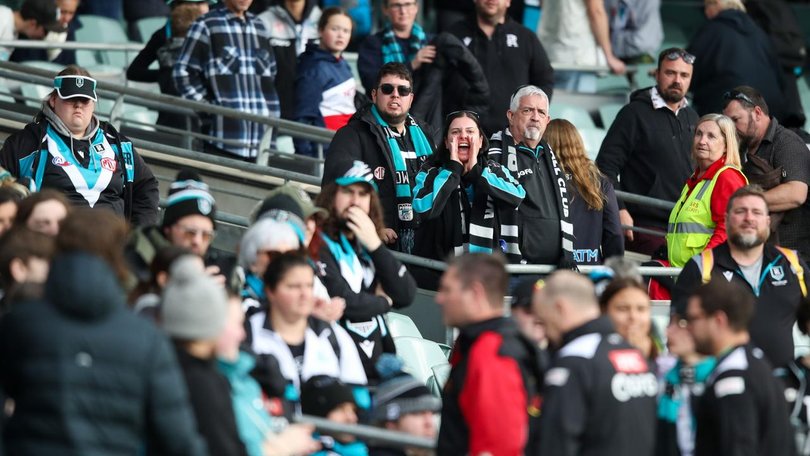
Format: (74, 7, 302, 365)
(161, 256, 227, 340)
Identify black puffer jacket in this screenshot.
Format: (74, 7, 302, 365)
(0, 253, 206, 456)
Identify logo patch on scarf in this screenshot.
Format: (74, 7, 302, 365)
(52, 156, 71, 167)
(100, 157, 116, 172)
(398, 203, 413, 221)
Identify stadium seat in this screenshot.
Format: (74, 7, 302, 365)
(75, 15, 139, 68)
(135, 16, 167, 43)
(20, 60, 64, 72)
(632, 64, 657, 91)
(578, 127, 607, 160)
(598, 103, 624, 129)
(20, 83, 51, 108)
(394, 336, 451, 388)
(387, 312, 423, 338)
(123, 107, 159, 131)
(427, 363, 451, 396)
(550, 103, 596, 129)
(662, 22, 688, 48)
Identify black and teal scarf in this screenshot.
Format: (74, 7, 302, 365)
(381, 23, 427, 64)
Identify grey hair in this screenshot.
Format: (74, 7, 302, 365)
(238, 218, 300, 270)
(712, 0, 746, 13)
(509, 85, 549, 113)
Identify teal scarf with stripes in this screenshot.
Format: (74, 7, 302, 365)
(381, 23, 427, 64)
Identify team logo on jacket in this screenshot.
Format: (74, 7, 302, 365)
(770, 266, 785, 281)
(374, 166, 385, 180)
(100, 157, 116, 172)
(51, 156, 71, 167)
(608, 350, 647, 373)
(506, 34, 519, 48)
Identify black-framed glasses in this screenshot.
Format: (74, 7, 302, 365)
(723, 90, 756, 107)
(661, 48, 696, 65)
(445, 110, 480, 120)
(379, 83, 412, 96)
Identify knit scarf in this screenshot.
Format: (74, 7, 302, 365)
(381, 23, 427, 64)
(658, 357, 716, 424)
(370, 104, 433, 211)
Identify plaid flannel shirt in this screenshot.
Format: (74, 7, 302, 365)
(174, 6, 280, 158)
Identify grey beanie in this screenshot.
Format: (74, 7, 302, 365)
(160, 256, 228, 340)
(372, 355, 441, 423)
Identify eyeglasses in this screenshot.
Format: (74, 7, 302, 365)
(388, 1, 417, 10)
(683, 311, 708, 325)
(177, 225, 215, 242)
(723, 90, 756, 107)
(378, 83, 412, 97)
(661, 49, 696, 65)
(445, 110, 480, 121)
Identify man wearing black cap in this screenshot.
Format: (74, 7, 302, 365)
(0, 0, 66, 60)
(0, 66, 159, 226)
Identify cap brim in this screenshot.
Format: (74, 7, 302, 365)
(56, 89, 96, 101)
(335, 176, 378, 192)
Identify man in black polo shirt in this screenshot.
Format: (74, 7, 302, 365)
(723, 85, 810, 258)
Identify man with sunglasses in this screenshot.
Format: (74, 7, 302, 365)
(596, 47, 698, 256)
(722, 85, 810, 259)
(324, 62, 436, 254)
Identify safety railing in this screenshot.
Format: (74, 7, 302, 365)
(297, 415, 435, 450)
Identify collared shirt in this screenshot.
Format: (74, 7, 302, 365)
(651, 86, 689, 115)
(174, 5, 280, 158)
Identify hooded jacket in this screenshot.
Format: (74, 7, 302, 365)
(0, 253, 206, 455)
(294, 43, 357, 157)
(596, 87, 697, 229)
(0, 106, 160, 227)
(687, 9, 786, 120)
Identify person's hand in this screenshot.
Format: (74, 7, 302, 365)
(606, 54, 626, 75)
(463, 134, 480, 175)
(346, 206, 383, 251)
(312, 296, 346, 322)
(449, 135, 461, 165)
(381, 228, 398, 245)
(205, 265, 226, 287)
(263, 424, 321, 456)
(619, 208, 634, 242)
(411, 45, 436, 71)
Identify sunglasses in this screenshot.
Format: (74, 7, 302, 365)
(445, 110, 480, 121)
(661, 49, 696, 65)
(723, 90, 756, 106)
(378, 83, 412, 97)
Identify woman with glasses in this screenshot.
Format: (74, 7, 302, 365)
(411, 110, 525, 266)
(544, 119, 623, 265)
(666, 114, 747, 267)
(0, 66, 159, 227)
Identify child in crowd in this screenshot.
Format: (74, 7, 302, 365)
(294, 7, 356, 157)
(301, 375, 369, 456)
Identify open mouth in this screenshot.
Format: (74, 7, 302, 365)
(459, 140, 470, 153)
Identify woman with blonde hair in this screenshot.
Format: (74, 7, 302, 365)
(544, 119, 623, 265)
(667, 113, 747, 267)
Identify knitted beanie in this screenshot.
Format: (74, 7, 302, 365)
(371, 355, 441, 423)
(160, 255, 228, 340)
(300, 375, 357, 418)
(161, 170, 217, 229)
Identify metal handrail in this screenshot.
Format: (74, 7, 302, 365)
(296, 415, 435, 450)
(615, 190, 676, 211)
(0, 40, 144, 52)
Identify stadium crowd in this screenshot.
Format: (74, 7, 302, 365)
(1, 0, 810, 454)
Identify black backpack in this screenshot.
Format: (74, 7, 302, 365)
(746, 0, 808, 69)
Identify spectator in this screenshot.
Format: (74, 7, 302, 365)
(369, 354, 441, 456)
(687, 0, 786, 120)
(0, 66, 160, 226)
(76, 0, 122, 20)
(538, 0, 626, 93)
(127, 0, 210, 131)
(656, 307, 715, 456)
(315, 160, 417, 381)
(0, 177, 28, 235)
(244, 253, 368, 394)
(0, 227, 53, 312)
(687, 280, 795, 455)
(544, 118, 623, 265)
(160, 255, 248, 456)
(435, 253, 544, 455)
(672, 185, 808, 370)
(411, 110, 524, 264)
(786, 295, 810, 446)
(301, 375, 368, 456)
(257, 0, 321, 121)
(435, 0, 473, 33)
(320, 0, 370, 46)
(447, 0, 554, 135)
(129, 246, 193, 319)
(478, 85, 576, 267)
(509, 274, 547, 345)
(356, 0, 432, 95)
(599, 276, 661, 362)
(294, 7, 356, 157)
(0, 208, 207, 455)
(604, 0, 663, 64)
(323, 63, 437, 254)
(596, 47, 698, 256)
(533, 270, 657, 455)
(174, 0, 280, 160)
(123, 0, 169, 39)
(0, 0, 65, 61)
(13, 189, 70, 236)
(237, 218, 301, 303)
(10, 0, 78, 65)
(722, 85, 810, 259)
(217, 292, 322, 456)
(667, 113, 747, 267)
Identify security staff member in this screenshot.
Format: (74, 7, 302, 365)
(0, 66, 159, 227)
(533, 271, 657, 456)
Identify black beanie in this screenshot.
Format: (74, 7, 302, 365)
(161, 171, 217, 229)
(300, 375, 356, 418)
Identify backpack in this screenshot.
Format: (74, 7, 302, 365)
(746, 0, 808, 69)
(700, 246, 807, 297)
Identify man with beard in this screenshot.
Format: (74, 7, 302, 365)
(597, 48, 698, 256)
(672, 185, 809, 370)
(686, 279, 794, 456)
(722, 85, 810, 259)
(323, 62, 436, 254)
(473, 85, 575, 266)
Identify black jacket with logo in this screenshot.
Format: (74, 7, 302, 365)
(538, 316, 657, 456)
(672, 242, 807, 369)
(694, 344, 795, 456)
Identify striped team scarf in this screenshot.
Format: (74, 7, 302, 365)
(381, 23, 427, 64)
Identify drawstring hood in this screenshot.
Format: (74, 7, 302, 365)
(41, 102, 101, 171)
